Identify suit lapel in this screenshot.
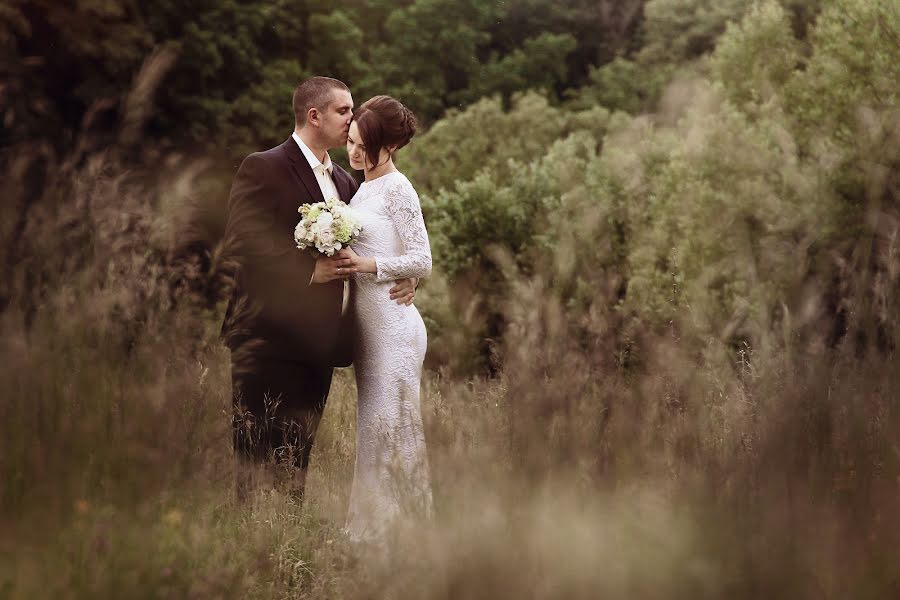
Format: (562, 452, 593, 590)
(333, 170, 353, 203)
(282, 138, 325, 205)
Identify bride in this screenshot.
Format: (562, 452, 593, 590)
(332, 95, 433, 540)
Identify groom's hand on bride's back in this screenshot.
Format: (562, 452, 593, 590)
(390, 278, 417, 306)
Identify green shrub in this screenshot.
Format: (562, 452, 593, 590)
(569, 57, 673, 114)
(712, 1, 800, 111)
(401, 92, 611, 197)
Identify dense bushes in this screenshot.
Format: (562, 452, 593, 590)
(413, 0, 899, 373)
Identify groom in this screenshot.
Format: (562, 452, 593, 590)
(221, 76, 416, 497)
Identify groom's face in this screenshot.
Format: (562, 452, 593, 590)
(320, 89, 354, 149)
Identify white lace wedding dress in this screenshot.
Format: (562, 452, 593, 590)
(345, 171, 433, 541)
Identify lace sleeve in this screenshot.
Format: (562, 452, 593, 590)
(375, 179, 432, 282)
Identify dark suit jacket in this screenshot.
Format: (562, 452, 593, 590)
(221, 137, 359, 368)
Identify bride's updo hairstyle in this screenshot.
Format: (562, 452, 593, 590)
(353, 95, 417, 169)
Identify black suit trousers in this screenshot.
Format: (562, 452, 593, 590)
(231, 357, 334, 471)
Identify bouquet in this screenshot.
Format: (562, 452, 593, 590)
(294, 197, 362, 256)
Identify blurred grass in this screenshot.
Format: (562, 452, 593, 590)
(0, 148, 897, 600)
(0, 278, 897, 598)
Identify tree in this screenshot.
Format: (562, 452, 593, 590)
(461, 33, 578, 105)
(364, 0, 498, 121)
(639, 0, 749, 64)
(401, 92, 611, 197)
(1, 0, 153, 149)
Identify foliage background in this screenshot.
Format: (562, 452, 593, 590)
(1, 0, 898, 597)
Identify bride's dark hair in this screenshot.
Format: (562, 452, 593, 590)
(352, 95, 417, 169)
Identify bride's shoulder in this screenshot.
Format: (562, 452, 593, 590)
(386, 172, 418, 196)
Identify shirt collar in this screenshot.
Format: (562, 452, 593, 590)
(292, 131, 332, 174)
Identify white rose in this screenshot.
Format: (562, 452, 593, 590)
(317, 211, 334, 228)
(319, 229, 335, 245)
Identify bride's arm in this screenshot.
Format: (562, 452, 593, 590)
(337, 181, 432, 281)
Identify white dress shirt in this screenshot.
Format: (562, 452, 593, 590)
(293, 133, 348, 307)
(292, 131, 339, 202)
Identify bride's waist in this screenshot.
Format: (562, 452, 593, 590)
(351, 285, 421, 317)
(351, 275, 391, 295)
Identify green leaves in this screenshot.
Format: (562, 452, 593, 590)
(401, 92, 610, 197)
(306, 10, 368, 85)
(363, 0, 496, 121)
(789, 0, 900, 143)
(152, 1, 275, 143)
(712, 2, 800, 111)
(464, 33, 578, 104)
(4, 0, 657, 156)
(218, 60, 308, 157)
(640, 0, 749, 64)
(570, 58, 673, 114)
(417, 0, 900, 368)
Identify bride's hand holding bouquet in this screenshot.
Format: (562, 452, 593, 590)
(331, 247, 376, 275)
(295, 198, 364, 283)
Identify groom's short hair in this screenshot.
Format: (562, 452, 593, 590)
(293, 77, 350, 126)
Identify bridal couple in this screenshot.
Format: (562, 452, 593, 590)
(220, 76, 432, 540)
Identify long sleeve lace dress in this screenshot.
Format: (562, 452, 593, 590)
(344, 171, 433, 540)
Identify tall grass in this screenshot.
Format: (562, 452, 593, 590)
(0, 137, 896, 599)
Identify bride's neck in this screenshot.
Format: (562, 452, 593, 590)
(364, 158, 397, 182)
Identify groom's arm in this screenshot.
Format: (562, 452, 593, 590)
(223, 153, 316, 315)
(224, 154, 292, 269)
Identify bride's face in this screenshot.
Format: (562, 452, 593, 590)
(347, 121, 391, 171)
(346, 121, 365, 169)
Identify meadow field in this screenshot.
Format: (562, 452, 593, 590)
(1, 1, 898, 598)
